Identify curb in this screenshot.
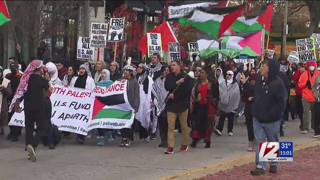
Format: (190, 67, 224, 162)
(158, 139, 320, 180)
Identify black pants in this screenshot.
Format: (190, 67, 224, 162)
(283, 93, 291, 121)
(295, 95, 303, 124)
(97, 129, 104, 136)
(217, 111, 235, 133)
(25, 109, 46, 149)
(9, 112, 22, 137)
(121, 119, 137, 140)
(158, 111, 168, 143)
(245, 113, 254, 141)
(314, 102, 320, 135)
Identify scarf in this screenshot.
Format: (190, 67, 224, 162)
(74, 73, 88, 89)
(280, 64, 288, 73)
(9, 60, 43, 111)
(152, 76, 169, 116)
(215, 68, 225, 84)
(80, 64, 92, 77)
(99, 69, 112, 84)
(137, 64, 149, 94)
(147, 62, 162, 78)
(226, 70, 234, 85)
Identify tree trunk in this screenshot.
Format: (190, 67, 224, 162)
(308, 2, 320, 35)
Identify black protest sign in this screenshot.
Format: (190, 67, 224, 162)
(169, 42, 180, 61)
(77, 37, 94, 61)
(108, 17, 125, 42)
(147, 33, 163, 58)
(296, 38, 316, 62)
(90, 23, 108, 48)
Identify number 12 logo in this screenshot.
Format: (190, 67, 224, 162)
(259, 142, 279, 161)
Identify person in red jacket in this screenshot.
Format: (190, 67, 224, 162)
(293, 66, 305, 129)
(298, 61, 320, 134)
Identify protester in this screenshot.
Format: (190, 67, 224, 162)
(164, 60, 192, 154)
(215, 67, 225, 84)
(94, 60, 107, 84)
(298, 62, 319, 134)
(120, 65, 140, 148)
(241, 73, 258, 151)
(312, 72, 320, 138)
(215, 70, 240, 136)
(293, 66, 305, 129)
(194, 67, 201, 79)
(135, 63, 153, 142)
(54, 59, 67, 80)
(62, 65, 78, 87)
(0, 66, 12, 138)
(110, 61, 122, 81)
(37, 41, 52, 64)
(240, 59, 287, 175)
(72, 64, 95, 144)
(279, 57, 292, 123)
(152, 65, 170, 147)
(190, 66, 219, 148)
(5, 62, 22, 141)
(96, 69, 115, 146)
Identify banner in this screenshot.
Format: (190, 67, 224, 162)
(90, 22, 108, 48)
(311, 33, 320, 50)
(107, 17, 125, 42)
(168, 2, 217, 19)
(89, 81, 134, 130)
(287, 51, 299, 64)
(77, 37, 95, 61)
(188, 42, 199, 60)
(296, 38, 316, 63)
(147, 33, 163, 58)
(169, 42, 181, 61)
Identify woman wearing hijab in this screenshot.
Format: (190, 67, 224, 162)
(190, 66, 219, 148)
(110, 61, 122, 81)
(0, 66, 12, 138)
(71, 64, 95, 144)
(62, 65, 78, 87)
(215, 67, 225, 85)
(135, 63, 154, 142)
(94, 61, 107, 84)
(214, 70, 240, 136)
(152, 65, 170, 147)
(96, 69, 115, 146)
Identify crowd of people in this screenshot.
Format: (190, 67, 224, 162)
(0, 46, 319, 176)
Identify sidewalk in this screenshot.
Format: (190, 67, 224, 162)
(199, 145, 320, 180)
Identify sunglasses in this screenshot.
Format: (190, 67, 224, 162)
(226, 74, 233, 76)
(138, 66, 143, 69)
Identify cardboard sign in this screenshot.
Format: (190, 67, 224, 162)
(147, 33, 163, 58)
(296, 38, 316, 63)
(169, 42, 181, 61)
(77, 37, 95, 61)
(90, 22, 108, 48)
(287, 51, 299, 64)
(311, 33, 320, 50)
(188, 42, 199, 61)
(108, 17, 125, 42)
(267, 49, 275, 59)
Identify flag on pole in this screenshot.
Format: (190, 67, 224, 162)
(0, 0, 10, 26)
(179, 5, 244, 40)
(230, 3, 273, 34)
(196, 33, 219, 58)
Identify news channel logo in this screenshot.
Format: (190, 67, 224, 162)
(259, 142, 293, 162)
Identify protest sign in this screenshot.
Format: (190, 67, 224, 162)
(168, 42, 181, 61)
(90, 22, 108, 48)
(168, 2, 216, 19)
(267, 49, 275, 59)
(107, 17, 125, 42)
(77, 37, 94, 61)
(147, 33, 163, 58)
(89, 81, 134, 130)
(287, 51, 299, 64)
(296, 38, 316, 63)
(188, 42, 199, 61)
(311, 33, 320, 51)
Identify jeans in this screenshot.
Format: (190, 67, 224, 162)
(45, 98, 53, 145)
(253, 118, 280, 170)
(167, 110, 189, 147)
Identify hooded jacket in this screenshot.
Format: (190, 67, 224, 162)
(298, 62, 320, 102)
(215, 68, 225, 84)
(110, 62, 122, 81)
(249, 59, 287, 123)
(293, 67, 303, 95)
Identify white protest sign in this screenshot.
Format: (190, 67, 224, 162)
(147, 33, 163, 58)
(108, 17, 125, 42)
(296, 38, 317, 62)
(188, 42, 199, 61)
(168, 2, 216, 19)
(267, 49, 275, 59)
(77, 37, 94, 61)
(88, 81, 134, 130)
(90, 22, 108, 48)
(287, 51, 299, 64)
(311, 33, 320, 50)
(169, 42, 181, 61)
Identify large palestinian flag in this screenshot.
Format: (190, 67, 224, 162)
(179, 5, 244, 40)
(0, 0, 10, 26)
(231, 3, 273, 34)
(90, 81, 134, 130)
(197, 33, 220, 58)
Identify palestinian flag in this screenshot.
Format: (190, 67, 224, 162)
(0, 0, 10, 26)
(196, 33, 220, 58)
(231, 3, 273, 34)
(179, 5, 244, 40)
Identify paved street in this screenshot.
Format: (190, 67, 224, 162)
(0, 117, 315, 180)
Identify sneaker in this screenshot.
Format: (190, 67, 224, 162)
(301, 130, 308, 134)
(27, 154, 30, 160)
(214, 129, 222, 136)
(117, 131, 121, 136)
(313, 134, 320, 138)
(150, 134, 156, 140)
(179, 145, 188, 152)
(26, 145, 37, 162)
(164, 147, 174, 154)
(107, 132, 113, 143)
(120, 139, 125, 147)
(228, 132, 234, 136)
(76, 138, 84, 144)
(269, 166, 277, 173)
(86, 134, 92, 139)
(48, 144, 55, 150)
(158, 142, 168, 148)
(250, 168, 266, 176)
(144, 136, 150, 143)
(97, 138, 105, 146)
(124, 139, 131, 148)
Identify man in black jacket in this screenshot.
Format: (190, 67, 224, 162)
(164, 61, 192, 154)
(240, 59, 287, 176)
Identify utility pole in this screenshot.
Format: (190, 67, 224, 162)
(84, 0, 90, 37)
(281, 0, 288, 57)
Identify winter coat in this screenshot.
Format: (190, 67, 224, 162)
(298, 62, 320, 102)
